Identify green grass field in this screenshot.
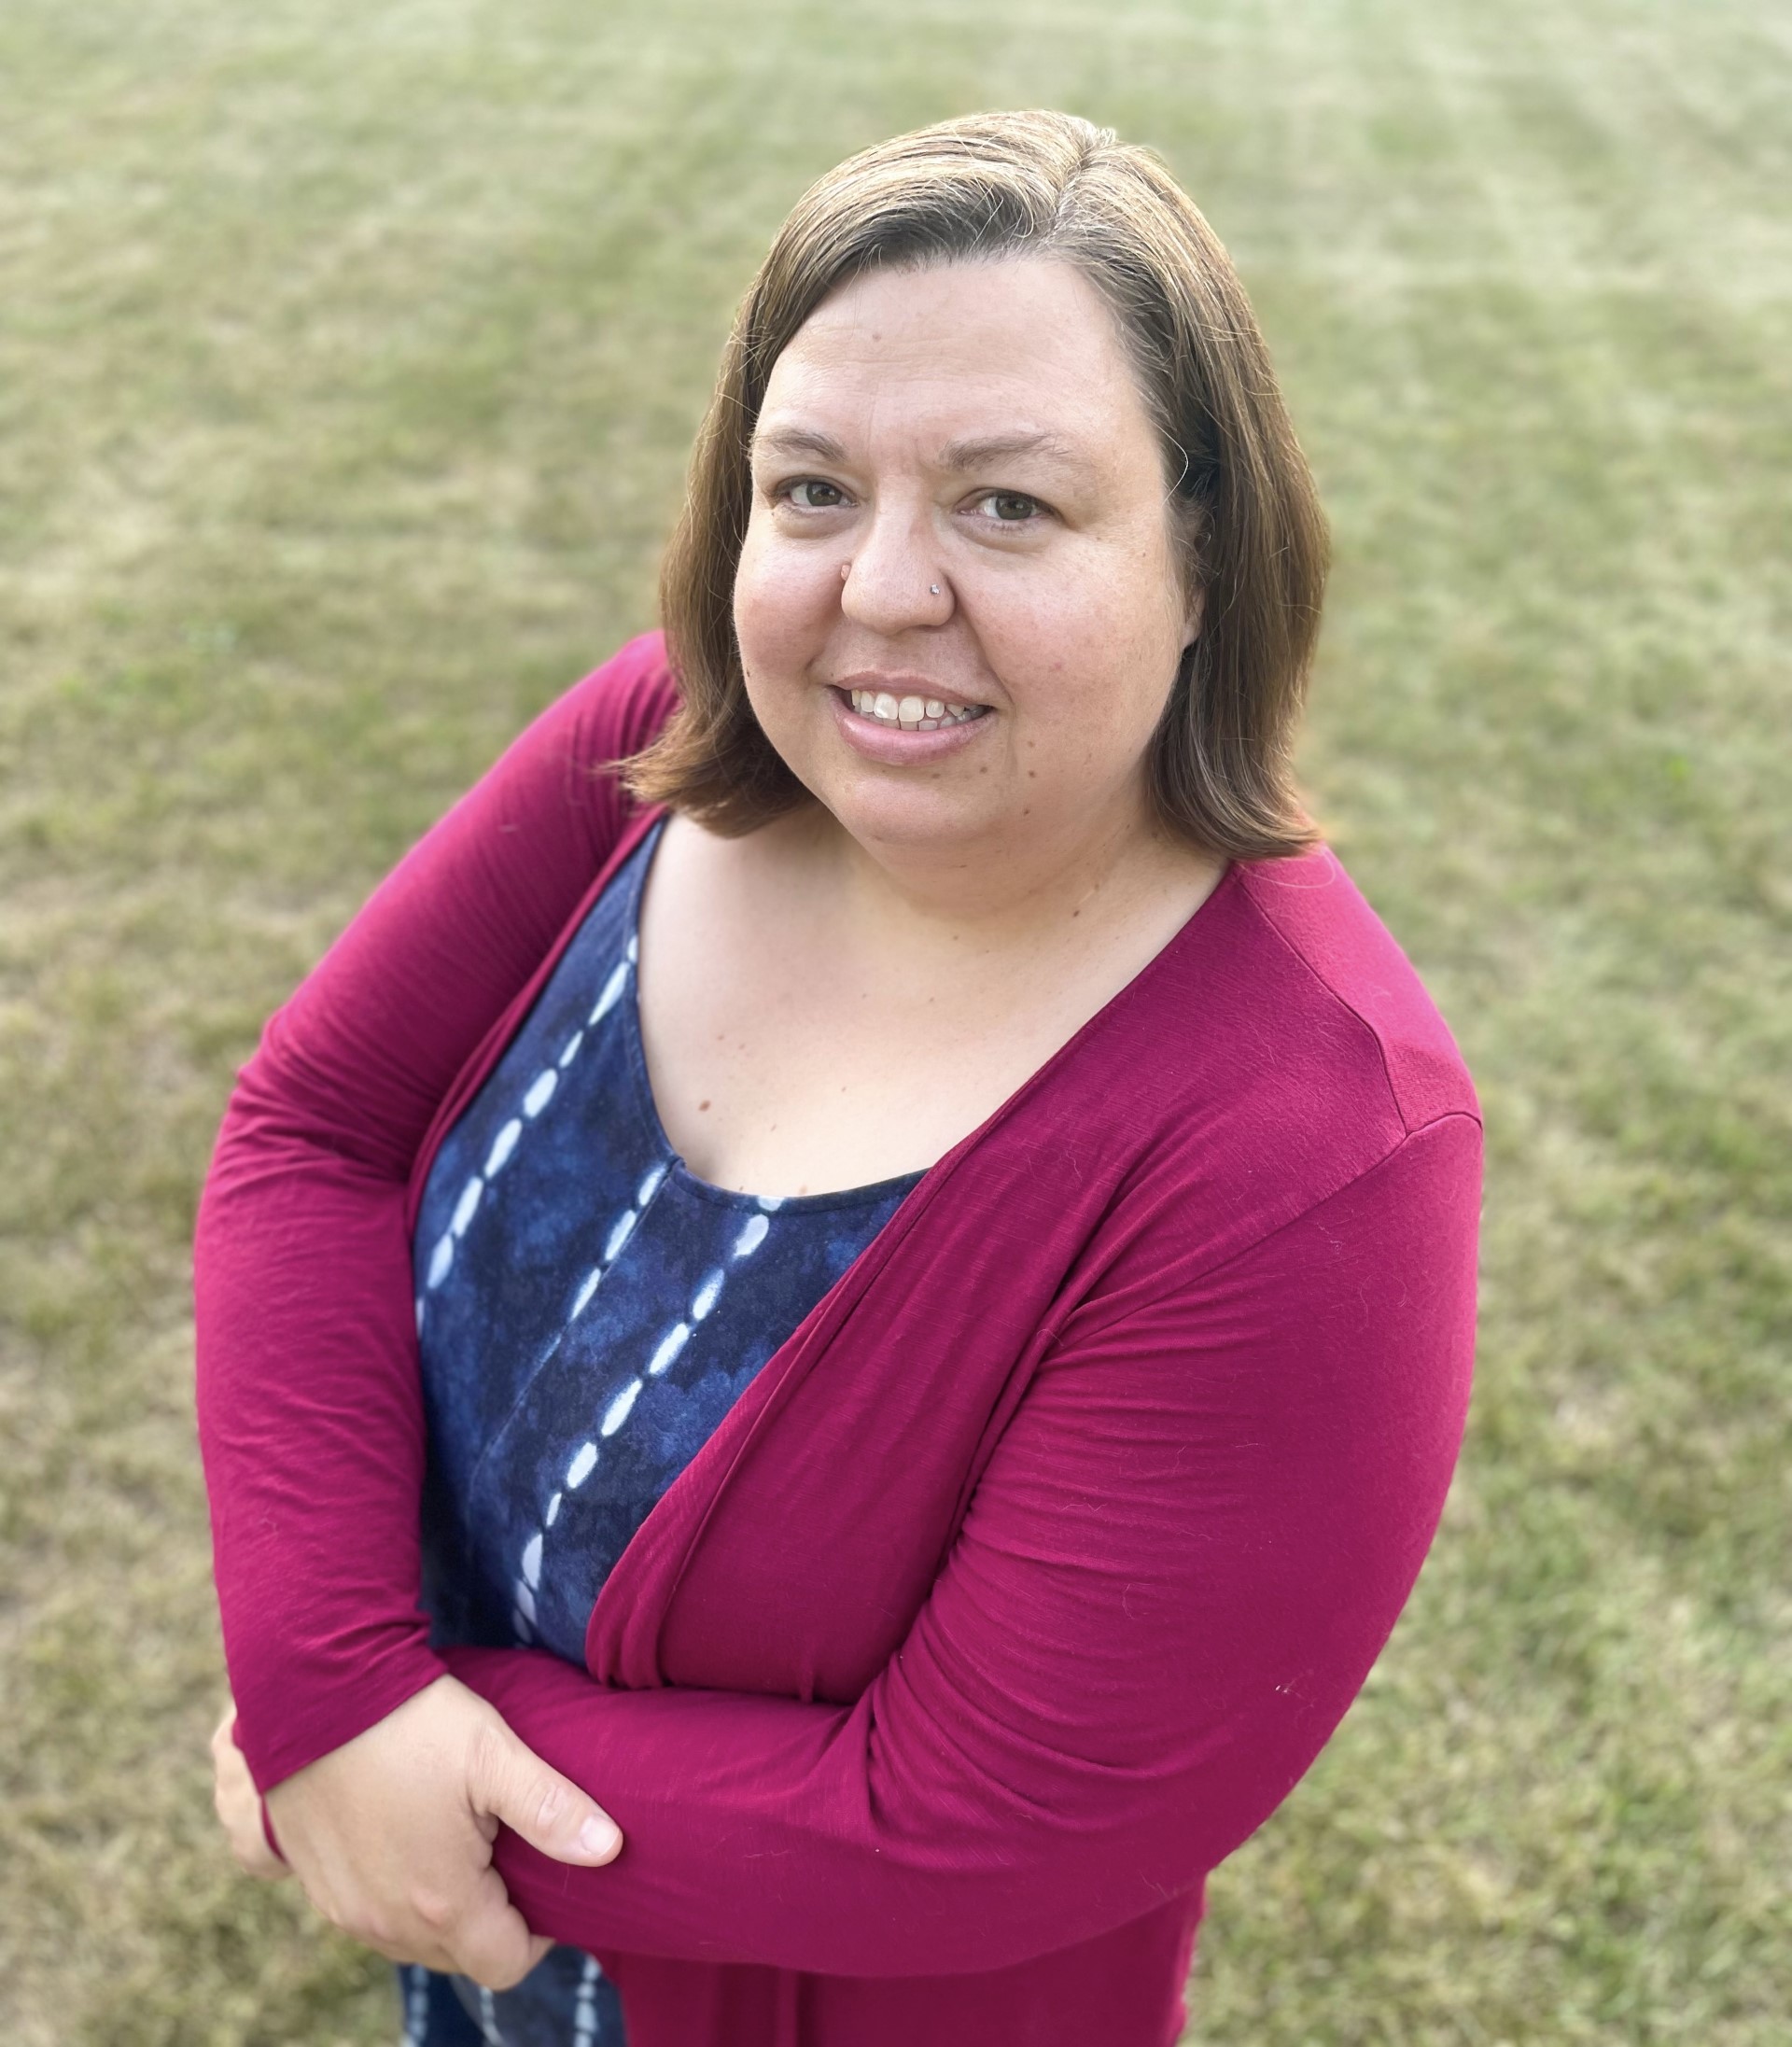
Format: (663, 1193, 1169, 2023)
(3, 1, 1787, 2040)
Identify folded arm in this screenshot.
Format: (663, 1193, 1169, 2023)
(448, 1115, 1480, 1978)
(195, 633, 677, 1788)
(194, 627, 1479, 1981)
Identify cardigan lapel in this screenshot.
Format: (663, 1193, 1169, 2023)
(581, 1094, 1127, 1699)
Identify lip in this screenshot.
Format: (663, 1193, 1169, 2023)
(825, 683, 996, 764)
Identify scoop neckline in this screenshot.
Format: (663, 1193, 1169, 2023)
(616, 816, 930, 1215)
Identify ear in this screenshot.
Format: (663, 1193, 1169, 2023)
(1182, 577, 1206, 652)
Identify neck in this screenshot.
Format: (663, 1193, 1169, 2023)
(781, 789, 1207, 965)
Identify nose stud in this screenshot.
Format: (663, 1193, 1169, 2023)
(836, 561, 945, 600)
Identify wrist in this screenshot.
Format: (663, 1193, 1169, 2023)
(233, 1644, 449, 1793)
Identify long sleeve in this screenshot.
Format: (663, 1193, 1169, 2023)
(194, 634, 677, 1789)
(443, 1111, 1481, 1978)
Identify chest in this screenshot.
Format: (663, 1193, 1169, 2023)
(637, 981, 1056, 1201)
(635, 813, 1212, 1199)
(411, 829, 923, 1662)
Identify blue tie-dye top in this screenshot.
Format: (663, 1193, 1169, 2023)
(404, 813, 921, 2046)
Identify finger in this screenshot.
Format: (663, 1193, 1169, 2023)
(231, 1833, 290, 1882)
(441, 1864, 553, 1991)
(465, 1718, 623, 1867)
(217, 1786, 286, 1882)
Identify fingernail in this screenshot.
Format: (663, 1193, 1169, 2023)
(578, 1816, 622, 1860)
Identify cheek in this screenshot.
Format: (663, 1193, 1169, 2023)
(994, 547, 1184, 745)
(733, 523, 837, 674)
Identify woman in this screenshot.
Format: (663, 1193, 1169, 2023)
(198, 110, 1482, 2047)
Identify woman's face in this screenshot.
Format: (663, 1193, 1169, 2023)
(734, 256, 1199, 871)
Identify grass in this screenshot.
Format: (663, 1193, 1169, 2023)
(2, 0, 1787, 2040)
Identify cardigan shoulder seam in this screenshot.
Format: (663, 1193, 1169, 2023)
(1045, 1110, 1482, 1353)
(1190, 1108, 1483, 1290)
(1186, 1105, 1480, 1293)
(1233, 864, 1475, 1140)
(1235, 876, 1407, 1133)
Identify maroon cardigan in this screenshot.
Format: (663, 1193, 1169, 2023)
(194, 632, 1483, 2047)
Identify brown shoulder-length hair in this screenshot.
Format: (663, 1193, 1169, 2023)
(623, 108, 1329, 862)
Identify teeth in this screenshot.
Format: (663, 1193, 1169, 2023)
(848, 688, 987, 729)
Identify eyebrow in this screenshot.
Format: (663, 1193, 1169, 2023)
(751, 426, 851, 464)
(749, 424, 1098, 482)
(936, 430, 1097, 480)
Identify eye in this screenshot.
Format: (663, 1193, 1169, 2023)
(969, 489, 1046, 525)
(780, 478, 850, 511)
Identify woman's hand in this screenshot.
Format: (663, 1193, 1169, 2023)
(221, 1675, 623, 1989)
(212, 1703, 289, 1880)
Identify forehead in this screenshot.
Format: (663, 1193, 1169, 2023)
(756, 256, 1157, 465)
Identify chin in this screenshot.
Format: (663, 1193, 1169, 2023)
(822, 780, 1011, 859)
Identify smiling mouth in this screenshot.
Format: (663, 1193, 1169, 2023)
(841, 686, 992, 732)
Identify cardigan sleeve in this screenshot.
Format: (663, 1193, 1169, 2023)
(193, 632, 678, 1789)
(442, 1110, 1482, 1978)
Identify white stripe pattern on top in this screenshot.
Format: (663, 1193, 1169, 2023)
(412, 914, 792, 1647)
(573, 1954, 605, 2042)
(509, 1183, 783, 1643)
(415, 934, 640, 1339)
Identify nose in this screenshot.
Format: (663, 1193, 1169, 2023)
(838, 502, 950, 633)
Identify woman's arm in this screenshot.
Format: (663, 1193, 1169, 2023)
(446, 1114, 1481, 1978)
(195, 625, 1478, 1983)
(194, 630, 677, 1788)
